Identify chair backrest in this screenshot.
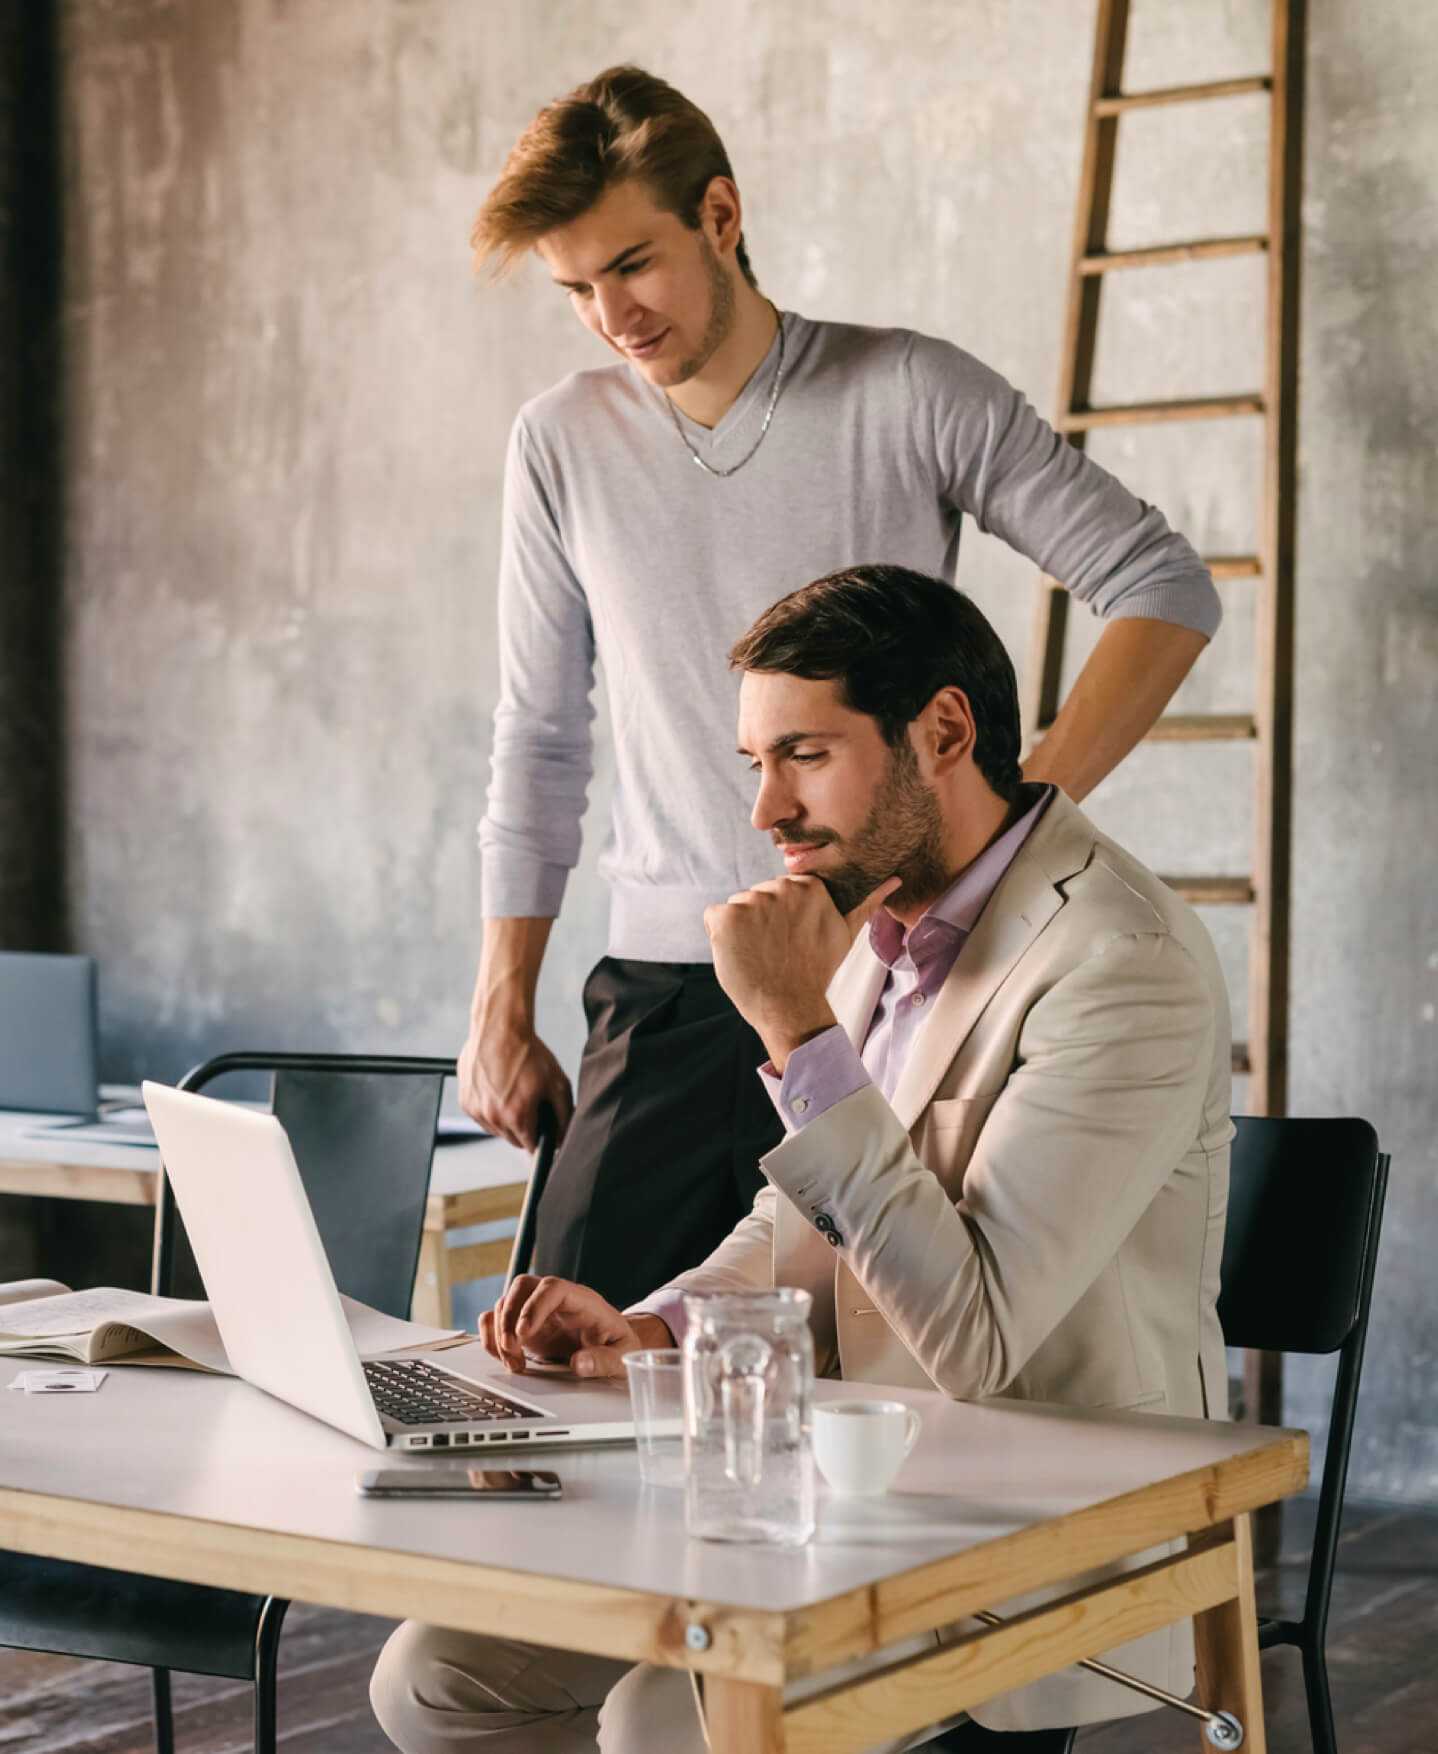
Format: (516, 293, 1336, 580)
(1218, 1115, 1385, 1356)
(1218, 1114, 1389, 1643)
(154, 1053, 453, 1320)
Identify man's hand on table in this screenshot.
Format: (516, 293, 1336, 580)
(479, 1275, 674, 1379)
(704, 873, 899, 1071)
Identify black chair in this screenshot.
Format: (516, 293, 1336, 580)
(1218, 1114, 1389, 1754)
(0, 1051, 454, 1754)
(938, 1117, 1387, 1754)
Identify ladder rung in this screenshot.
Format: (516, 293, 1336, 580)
(1059, 395, 1264, 431)
(1144, 714, 1257, 743)
(1094, 76, 1272, 116)
(1160, 876, 1256, 905)
(1037, 713, 1258, 743)
(1232, 1043, 1252, 1076)
(1204, 555, 1261, 580)
(1079, 235, 1267, 274)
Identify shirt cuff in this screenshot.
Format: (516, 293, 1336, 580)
(758, 1026, 872, 1133)
(1102, 572, 1222, 640)
(478, 847, 570, 919)
(624, 1287, 688, 1351)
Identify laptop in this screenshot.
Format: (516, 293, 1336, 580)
(140, 1081, 638, 1454)
(0, 952, 100, 1118)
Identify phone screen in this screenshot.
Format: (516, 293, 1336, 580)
(357, 1467, 562, 1499)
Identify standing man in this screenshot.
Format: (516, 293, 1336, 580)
(461, 65, 1220, 1311)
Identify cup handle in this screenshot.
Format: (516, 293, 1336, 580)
(903, 1409, 922, 1456)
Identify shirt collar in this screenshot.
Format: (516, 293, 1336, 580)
(868, 784, 1055, 969)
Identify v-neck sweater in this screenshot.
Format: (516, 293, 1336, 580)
(479, 312, 1220, 962)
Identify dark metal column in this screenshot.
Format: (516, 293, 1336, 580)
(0, 0, 63, 1281)
(0, 0, 65, 956)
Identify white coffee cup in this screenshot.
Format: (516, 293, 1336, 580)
(812, 1399, 922, 1497)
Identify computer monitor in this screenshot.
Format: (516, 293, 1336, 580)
(0, 952, 99, 1117)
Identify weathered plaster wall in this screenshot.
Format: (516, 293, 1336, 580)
(56, 2, 1436, 1499)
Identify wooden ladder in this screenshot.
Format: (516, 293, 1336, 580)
(1024, 0, 1305, 1470)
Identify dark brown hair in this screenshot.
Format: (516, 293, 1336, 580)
(730, 565, 1024, 802)
(472, 65, 757, 287)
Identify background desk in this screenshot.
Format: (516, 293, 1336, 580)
(0, 1353, 1307, 1752)
(0, 1107, 534, 1327)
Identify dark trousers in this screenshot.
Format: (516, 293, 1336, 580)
(927, 1724, 1076, 1751)
(529, 957, 785, 1312)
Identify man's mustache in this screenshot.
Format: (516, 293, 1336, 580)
(771, 827, 838, 849)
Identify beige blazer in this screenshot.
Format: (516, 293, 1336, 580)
(664, 789, 1234, 1731)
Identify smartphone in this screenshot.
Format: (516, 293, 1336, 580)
(356, 1466, 562, 1500)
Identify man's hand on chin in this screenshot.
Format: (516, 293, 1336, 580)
(479, 1276, 673, 1380)
(704, 874, 899, 1071)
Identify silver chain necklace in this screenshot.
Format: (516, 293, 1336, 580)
(663, 310, 787, 478)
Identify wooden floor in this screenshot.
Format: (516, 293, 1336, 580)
(1, 1499, 1434, 1752)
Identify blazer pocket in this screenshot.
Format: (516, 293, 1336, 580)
(927, 1094, 1002, 1130)
(920, 1095, 1001, 1187)
(1093, 1388, 1169, 1413)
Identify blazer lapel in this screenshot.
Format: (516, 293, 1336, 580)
(887, 793, 1096, 1132)
(825, 931, 890, 1046)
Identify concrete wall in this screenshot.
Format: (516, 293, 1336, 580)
(55, 1, 1437, 1501)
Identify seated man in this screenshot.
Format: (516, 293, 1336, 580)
(371, 564, 1232, 1753)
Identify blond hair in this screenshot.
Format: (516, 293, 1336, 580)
(472, 65, 757, 287)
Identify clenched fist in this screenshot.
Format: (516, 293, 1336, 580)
(704, 874, 898, 1070)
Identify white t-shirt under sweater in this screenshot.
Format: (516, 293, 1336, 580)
(478, 312, 1220, 964)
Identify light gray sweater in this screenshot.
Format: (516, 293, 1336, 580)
(479, 313, 1219, 963)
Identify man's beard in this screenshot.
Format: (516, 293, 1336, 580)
(671, 236, 736, 383)
(777, 741, 952, 918)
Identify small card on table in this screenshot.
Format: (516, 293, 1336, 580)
(8, 1368, 109, 1394)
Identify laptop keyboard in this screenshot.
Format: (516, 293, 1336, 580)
(364, 1359, 537, 1427)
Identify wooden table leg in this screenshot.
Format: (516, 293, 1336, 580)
(1194, 1512, 1267, 1753)
(705, 1677, 784, 1751)
(411, 1226, 452, 1327)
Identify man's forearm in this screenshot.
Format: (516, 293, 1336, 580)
(473, 916, 556, 1028)
(1023, 617, 1208, 803)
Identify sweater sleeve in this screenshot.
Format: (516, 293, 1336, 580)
(908, 334, 1221, 639)
(477, 415, 598, 919)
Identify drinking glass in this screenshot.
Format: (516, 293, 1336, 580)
(623, 1349, 686, 1487)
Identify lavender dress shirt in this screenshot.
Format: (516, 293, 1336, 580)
(629, 785, 1054, 1345)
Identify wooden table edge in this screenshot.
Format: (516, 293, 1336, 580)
(0, 1426, 1306, 1689)
(0, 1482, 789, 1682)
(0, 1158, 158, 1207)
(779, 1428, 1309, 1674)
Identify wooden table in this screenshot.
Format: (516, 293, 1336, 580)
(0, 1107, 533, 1327)
(0, 1353, 1307, 1751)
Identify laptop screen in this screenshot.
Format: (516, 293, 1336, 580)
(0, 952, 99, 1117)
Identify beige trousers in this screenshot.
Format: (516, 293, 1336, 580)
(369, 1619, 958, 1753)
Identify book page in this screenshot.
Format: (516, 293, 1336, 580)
(0, 1286, 165, 1338)
(341, 1296, 462, 1359)
(0, 1288, 232, 1371)
(0, 1279, 72, 1310)
(0, 1288, 462, 1375)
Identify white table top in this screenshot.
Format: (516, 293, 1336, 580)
(0, 1349, 1306, 1616)
(0, 1106, 534, 1198)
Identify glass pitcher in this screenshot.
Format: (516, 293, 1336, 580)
(681, 1288, 815, 1546)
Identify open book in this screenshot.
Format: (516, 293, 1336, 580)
(0, 1279, 463, 1375)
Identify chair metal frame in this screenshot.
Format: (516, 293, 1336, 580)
(1228, 1123, 1391, 1754)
